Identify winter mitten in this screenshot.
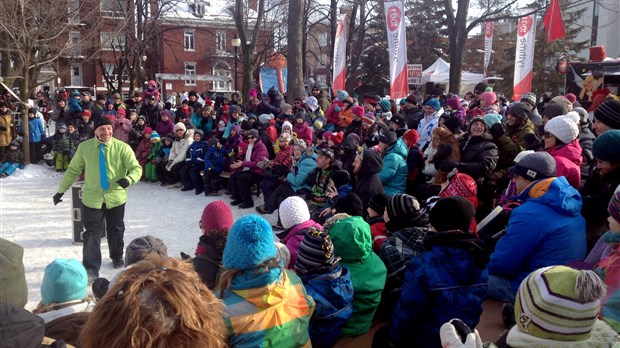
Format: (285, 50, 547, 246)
(334, 106, 341, 112)
(92, 277, 110, 300)
(117, 178, 130, 188)
(433, 144, 453, 163)
(53, 192, 64, 205)
(490, 123, 505, 139)
(439, 319, 483, 348)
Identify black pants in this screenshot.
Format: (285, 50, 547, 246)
(265, 183, 295, 212)
(229, 170, 264, 205)
(163, 161, 184, 184)
(82, 203, 125, 276)
(260, 176, 281, 202)
(203, 170, 221, 193)
(29, 141, 42, 163)
(180, 163, 204, 192)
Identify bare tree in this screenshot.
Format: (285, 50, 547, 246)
(287, 0, 305, 101)
(234, 0, 267, 97)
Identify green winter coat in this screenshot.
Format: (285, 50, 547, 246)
(327, 215, 387, 337)
(379, 138, 408, 196)
(58, 137, 142, 209)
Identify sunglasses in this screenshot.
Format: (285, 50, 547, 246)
(247, 136, 256, 140)
(543, 131, 552, 138)
(176, 129, 185, 132)
(312, 89, 319, 91)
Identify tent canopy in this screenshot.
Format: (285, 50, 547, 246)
(421, 58, 497, 84)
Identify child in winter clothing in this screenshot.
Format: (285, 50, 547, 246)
(368, 193, 389, 252)
(130, 115, 148, 149)
(316, 170, 353, 222)
(222, 124, 242, 171)
(217, 215, 315, 347)
(65, 123, 80, 159)
(51, 123, 70, 171)
(276, 196, 323, 269)
(0, 139, 25, 178)
(144, 132, 162, 182)
(386, 196, 488, 348)
(154, 134, 173, 183)
(294, 228, 354, 347)
(135, 128, 154, 179)
(112, 108, 133, 143)
(18, 108, 45, 164)
(75, 110, 95, 142)
(66, 91, 83, 119)
(203, 137, 225, 196)
(325, 213, 387, 337)
(179, 130, 207, 194)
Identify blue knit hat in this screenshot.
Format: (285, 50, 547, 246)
(425, 98, 441, 111)
(223, 215, 276, 270)
(41, 259, 87, 305)
(379, 98, 391, 112)
(336, 90, 349, 101)
(593, 129, 620, 163)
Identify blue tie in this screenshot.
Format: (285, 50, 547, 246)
(99, 144, 109, 190)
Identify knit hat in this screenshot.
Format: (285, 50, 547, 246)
(362, 112, 376, 127)
(351, 105, 364, 118)
(223, 215, 276, 270)
(112, 92, 121, 99)
(317, 147, 335, 161)
(201, 200, 233, 232)
(608, 189, 620, 223)
(483, 113, 502, 129)
(391, 115, 406, 128)
(565, 93, 577, 104)
(544, 114, 579, 144)
(368, 193, 389, 215)
(143, 127, 153, 135)
(95, 116, 112, 130)
(149, 131, 160, 140)
(82, 109, 92, 118)
(305, 96, 319, 112)
(543, 102, 568, 120)
(334, 192, 364, 217)
(480, 91, 497, 105)
(231, 124, 241, 135)
(124, 235, 168, 266)
(573, 107, 589, 126)
(116, 108, 126, 117)
(207, 137, 219, 147)
(474, 82, 490, 93)
(429, 196, 475, 233)
(594, 100, 620, 130)
(387, 194, 421, 221)
(248, 88, 258, 98)
(294, 228, 341, 276)
(513, 266, 606, 341)
(0, 239, 27, 308)
(330, 170, 350, 188)
(592, 129, 620, 162)
(337, 90, 349, 101)
(508, 152, 556, 181)
(279, 196, 311, 229)
(247, 129, 259, 139)
(403, 129, 419, 147)
(425, 98, 441, 111)
(56, 122, 67, 130)
(520, 92, 537, 108)
(468, 116, 487, 132)
(440, 170, 478, 207)
(378, 130, 398, 146)
(293, 138, 307, 150)
(229, 105, 240, 114)
(379, 98, 391, 112)
(258, 113, 274, 125)
(446, 96, 461, 110)
(406, 94, 420, 105)
(41, 259, 87, 305)
(174, 122, 186, 132)
(507, 102, 531, 121)
(330, 131, 344, 145)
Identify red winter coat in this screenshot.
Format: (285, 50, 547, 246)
(546, 139, 582, 189)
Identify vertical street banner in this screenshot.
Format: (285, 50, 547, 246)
(384, 0, 408, 98)
(483, 21, 493, 77)
(512, 9, 536, 101)
(332, 13, 347, 96)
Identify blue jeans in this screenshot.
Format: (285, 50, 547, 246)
(487, 275, 516, 303)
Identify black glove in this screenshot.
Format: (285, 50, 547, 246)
(62, 150, 71, 156)
(433, 145, 452, 163)
(0, 126, 6, 131)
(490, 123, 505, 138)
(524, 133, 542, 151)
(92, 277, 110, 300)
(117, 178, 130, 188)
(200, 117, 209, 126)
(180, 252, 191, 260)
(437, 159, 458, 172)
(53, 192, 64, 205)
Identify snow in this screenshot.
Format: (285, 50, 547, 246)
(0, 164, 278, 310)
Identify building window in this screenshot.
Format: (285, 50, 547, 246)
(316, 75, 327, 88)
(103, 63, 128, 81)
(216, 32, 226, 53)
(71, 65, 82, 86)
(319, 53, 328, 68)
(318, 33, 328, 47)
(195, 2, 206, 16)
(68, 0, 80, 24)
(100, 0, 124, 18)
(184, 30, 195, 51)
(68, 31, 81, 56)
(185, 63, 196, 85)
(213, 61, 231, 91)
(100, 32, 126, 51)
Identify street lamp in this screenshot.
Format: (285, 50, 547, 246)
(231, 33, 241, 92)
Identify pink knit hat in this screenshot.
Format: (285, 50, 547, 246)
(201, 201, 234, 233)
(480, 91, 497, 105)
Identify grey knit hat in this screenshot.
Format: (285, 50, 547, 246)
(508, 152, 556, 181)
(125, 235, 168, 266)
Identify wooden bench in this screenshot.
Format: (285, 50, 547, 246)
(217, 171, 260, 197)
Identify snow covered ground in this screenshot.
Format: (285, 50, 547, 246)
(0, 164, 278, 310)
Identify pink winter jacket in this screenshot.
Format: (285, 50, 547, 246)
(113, 117, 133, 143)
(547, 139, 583, 189)
(280, 219, 322, 269)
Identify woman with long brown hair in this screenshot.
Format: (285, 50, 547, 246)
(79, 258, 226, 348)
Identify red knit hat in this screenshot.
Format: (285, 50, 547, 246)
(352, 106, 364, 118)
(403, 129, 419, 148)
(439, 170, 478, 209)
(200, 201, 234, 233)
(330, 131, 344, 145)
(362, 112, 375, 127)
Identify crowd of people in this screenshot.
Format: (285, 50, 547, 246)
(2, 81, 620, 347)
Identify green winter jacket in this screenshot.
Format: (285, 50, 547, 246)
(379, 138, 408, 196)
(327, 215, 387, 337)
(58, 137, 142, 209)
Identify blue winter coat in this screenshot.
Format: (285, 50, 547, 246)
(67, 97, 83, 116)
(391, 232, 488, 348)
(19, 117, 45, 143)
(191, 112, 214, 136)
(379, 138, 408, 196)
(488, 176, 587, 291)
(186, 140, 207, 165)
(287, 151, 318, 192)
(299, 266, 354, 347)
(204, 145, 225, 172)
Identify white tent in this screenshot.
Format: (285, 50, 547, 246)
(421, 58, 495, 84)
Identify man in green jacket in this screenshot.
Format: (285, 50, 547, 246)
(53, 116, 142, 280)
